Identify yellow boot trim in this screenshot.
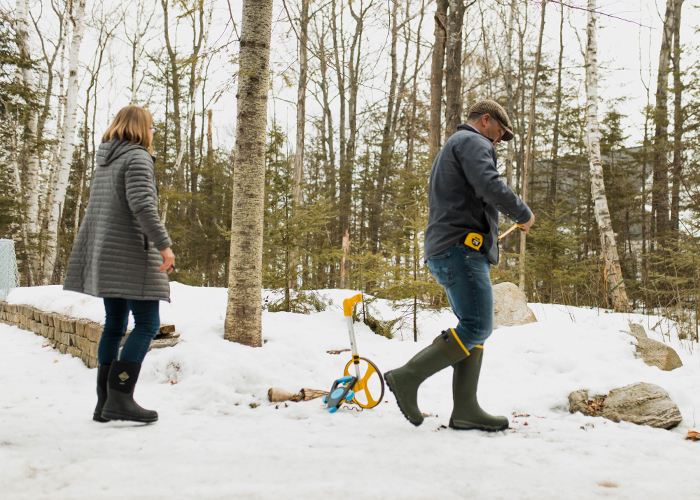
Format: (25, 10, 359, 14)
(449, 328, 471, 356)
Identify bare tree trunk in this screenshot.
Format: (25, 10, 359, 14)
(74, 13, 113, 240)
(336, 0, 371, 287)
(518, 0, 546, 291)
(288, 0, 311, 292)
(504, 0, 516, 189)
(428, 0, 448, 166)
(406, 1, 425, 173)
(651, 0, 675, 244)
(160, 0, 183, 219)
(477, 0, 492, 96)
(370, 0, 400, 253)
(585, 0, 630, 312)
(43, 0, 86, 285)
(161, 1, 213, 224)
(346, 0, 369, 210)
(670, 0, 684, 235)
(316, 19, 335, 207)
(499, 0, 517, 267)
(408, 1, 426, 341)
(390, 5, 411, 142)
(515, 6, 528, 197)
(444, 0, 466, 140)
(549, 2, 564, 205)
(127, 3, 156, 104)
(131, 28, 142, 104)
(224, 0, 274, 347)
(207, 109, 213, 162)
(331, 0, 349, 272)
(641, 107, 650, 293)
(292, 0, 310, 207)
(312, 16, 336, 228)
(188, 3, 211, 226)
(34, 3, 65, 146)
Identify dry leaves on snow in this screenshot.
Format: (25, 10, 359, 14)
(584, 395, 607, 415)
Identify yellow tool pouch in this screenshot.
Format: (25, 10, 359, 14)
(464, 232, 483, 251)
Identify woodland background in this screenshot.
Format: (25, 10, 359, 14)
(1, 0, 699, 341)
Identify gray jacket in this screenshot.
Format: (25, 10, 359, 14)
(63, 140, 173, 301)
(424, 124, 531, 265)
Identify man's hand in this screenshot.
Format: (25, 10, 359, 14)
(520, 213, 535, 233)
(158, 247, 176, 273)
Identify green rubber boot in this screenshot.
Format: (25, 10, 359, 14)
(449, 347, 509, 431)
(385, 329, 469, 426)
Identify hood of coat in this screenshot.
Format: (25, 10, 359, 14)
(96, 139, 146, 167)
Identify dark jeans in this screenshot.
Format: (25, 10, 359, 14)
(98, 298, 160, 365)
(426, 242, 494, 351)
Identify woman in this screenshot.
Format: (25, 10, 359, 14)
(64, 106, 175, 424)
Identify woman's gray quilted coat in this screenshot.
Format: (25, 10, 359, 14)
(64, 140, 173, 301)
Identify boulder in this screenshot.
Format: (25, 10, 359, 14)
(493, 282, 537, 327)
(625, 323, 683, 371)
(569, 382, 682, 429)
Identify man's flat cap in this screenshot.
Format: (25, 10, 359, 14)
(468, 100, 514, 142)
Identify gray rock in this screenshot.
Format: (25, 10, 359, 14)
(628, 323, 647, 339)
(493, 282, 537, 327)
(569, 382, 682, 429)
(624, 323, 683, 371)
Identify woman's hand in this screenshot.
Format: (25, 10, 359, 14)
(158, 247, 176, 273)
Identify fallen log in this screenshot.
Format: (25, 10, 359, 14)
(300, 388, 328, 401)
(268, 387, 329, 403)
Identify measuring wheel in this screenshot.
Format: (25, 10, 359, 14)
(343, 357, 385, 409)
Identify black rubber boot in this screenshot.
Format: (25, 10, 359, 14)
(449, 347, 509, 431)
(101, 361, 158, 423)
(385, 329, 469, 426)
(93, 364, 111, 422)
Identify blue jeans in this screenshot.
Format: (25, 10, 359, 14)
(426, 243, 494, 351)
(98, 298, 160, 364)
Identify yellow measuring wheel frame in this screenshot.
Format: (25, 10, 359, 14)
(343, 356, 384, 408)
(341, 294, 385, 409)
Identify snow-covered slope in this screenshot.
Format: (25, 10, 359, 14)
(1, 283, 699, 499)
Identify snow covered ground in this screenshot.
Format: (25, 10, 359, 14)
(2, 283, 700, 500)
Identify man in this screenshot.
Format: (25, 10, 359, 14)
(385, 100, 534, 431)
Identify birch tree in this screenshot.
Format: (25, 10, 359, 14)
(42, 0, 86, 284)
(585, 0, 630, 312)
(224, 0, 274, 347)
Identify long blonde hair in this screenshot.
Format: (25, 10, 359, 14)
(102, 106, 153, 153)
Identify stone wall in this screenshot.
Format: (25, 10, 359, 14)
(0, 301, 102, 368)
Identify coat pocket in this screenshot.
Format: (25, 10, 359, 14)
(143, 234, 149, 251)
